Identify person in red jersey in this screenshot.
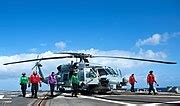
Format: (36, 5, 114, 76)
(129, 74, 137, 92)
(29, 71, 41, 98)
(147, 70, 159, 95)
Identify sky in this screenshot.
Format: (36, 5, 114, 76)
(0, 0, 180, 91)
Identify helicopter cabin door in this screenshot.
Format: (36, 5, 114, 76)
(84, 68, 98, 85)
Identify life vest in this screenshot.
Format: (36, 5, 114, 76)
(147, 74, 155, 84)
(30, 74, 41, 84)
(20, 76, 28, 84)
(71, 75, 79, 85)
(48, 75, 57, 84)
(129, 75, 136, 84)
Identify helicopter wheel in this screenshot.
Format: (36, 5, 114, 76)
(80, 85, 97, 95)
(59, 87, 65, 92)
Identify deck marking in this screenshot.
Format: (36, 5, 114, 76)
(80, 95, 136, 105)
(0, 95, 4, 99)
(166, 101, 180, 103)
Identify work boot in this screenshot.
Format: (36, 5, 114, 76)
(154, 93, 158, 95)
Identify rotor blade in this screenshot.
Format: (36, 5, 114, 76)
(32, 55, 41, 70)
(3, 56, 73, 65)
(55, 52, 91, 58)
(92, 56, 177, 64)
(32, 63, 37, 70)
(37, 55, 39, 59)
(35, 65, 37, 71)
(55, 52, 79, 55)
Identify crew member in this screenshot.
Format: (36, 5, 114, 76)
(71, 71, 79, 97)
(147, 70, 158, 95)
(29, 71, 41, 98)
(20, 72, 28, 97)
(129, 74, 137, 92)
(48, 72, 57, 97)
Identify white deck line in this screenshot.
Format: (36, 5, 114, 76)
(80, 95, 135, 105)
(0, 95, 4, 99)
(166, 101, 180, 103)
(81, 95, 164, 106)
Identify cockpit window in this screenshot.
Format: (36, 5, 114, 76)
(106, 68, 117, 75)
(105, 69, 113, 75)
(78, 69, 84, 81)
(98, 69, 108, 76)
(86, 69, 96, 78)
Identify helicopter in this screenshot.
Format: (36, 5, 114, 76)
(3, 52, 177, 93)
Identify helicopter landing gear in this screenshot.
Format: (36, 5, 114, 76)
(59, 87, 65, 92)
(80, 84, 98, 95)
(97, 78, 110, 94)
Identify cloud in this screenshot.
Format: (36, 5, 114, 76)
(136, 32, 180, 47)
(0, 49, 167, 80)
(55, 41, 66, 50)
(137, 32, 180, 47)
(138, 49, 167, 59)
(136, 34, 165, 47)
(29, 48, 37, 52)
(171, 32, 180, 37)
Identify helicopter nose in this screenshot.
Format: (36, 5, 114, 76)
(99, 78, 109, 86)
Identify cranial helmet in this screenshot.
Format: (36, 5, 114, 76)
(149, 70, 153, 73)
(22, 72, 26, 75)
(33, 71, 37, 75)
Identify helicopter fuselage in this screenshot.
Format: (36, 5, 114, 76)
(51, 63, 128, 93)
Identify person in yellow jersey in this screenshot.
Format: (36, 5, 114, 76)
(20, 72, 29, 97)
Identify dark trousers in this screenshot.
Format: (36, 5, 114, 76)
(21, 84, 27, 97)
(50, 84, 55, 96)
(148, 83, 156, 94)
(72, 83, 79, 97)
(31, 83, 39, 98)
(130, 83, 135, 92)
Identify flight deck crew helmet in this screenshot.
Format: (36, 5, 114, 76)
(51, 72, 55, 76)
(149, 70, 153, 74)
(22, 72, 26, 75)
(33, 71, 37, 75)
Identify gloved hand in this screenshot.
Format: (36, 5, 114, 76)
(39, 83, 42, 87)
(155, 82, 159, 86)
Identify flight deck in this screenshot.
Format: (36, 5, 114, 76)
(0, 91, 180, 106)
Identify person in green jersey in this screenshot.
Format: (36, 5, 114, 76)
(71, 71, 80, 97)
(20, 72, 29, 97)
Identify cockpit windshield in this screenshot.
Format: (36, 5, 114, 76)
(105, 69, 113, 75)
(86, 69, 96, 78)
(98, 69, 108, 76)
(106, 68, 117, 75)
